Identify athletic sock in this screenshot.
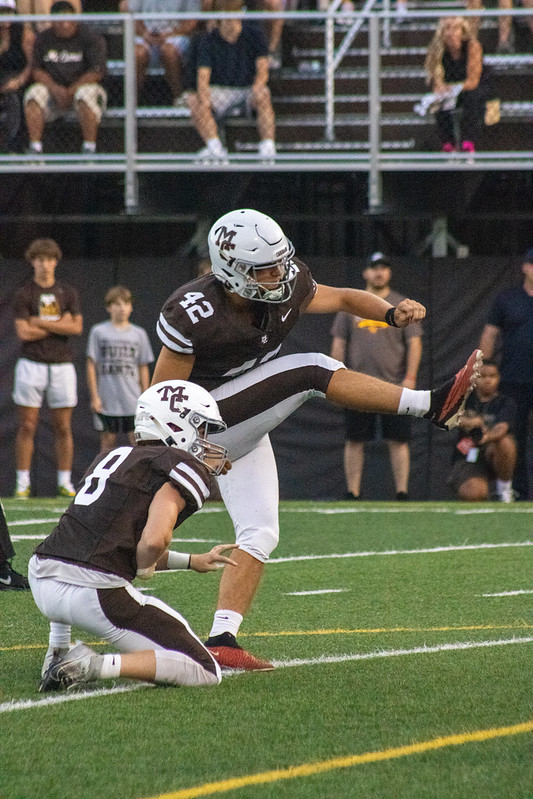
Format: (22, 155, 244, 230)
(398, 388, 431, 417)
(100, 654, 121, 679)
(209, 609, 243, 638)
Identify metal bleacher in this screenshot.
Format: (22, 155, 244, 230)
(2, 2, 532, 210)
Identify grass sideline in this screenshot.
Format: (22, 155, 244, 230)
(1, 498, 532, 799)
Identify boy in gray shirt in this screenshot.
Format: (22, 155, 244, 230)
(86, 286, 154, 451)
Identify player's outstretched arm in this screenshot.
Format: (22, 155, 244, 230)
(190, 544, 240, 573)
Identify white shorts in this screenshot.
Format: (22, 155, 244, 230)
(135, 34, 191, 61)
(13, 358, 77, 409)
(209, 86, 253, 119)
(24, 82, 108, 124)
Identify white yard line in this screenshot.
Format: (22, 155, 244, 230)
(480, 590, 533, 597)
(284, 589, 349, 596)
(3, 636, 528, 712)
(270, 541, 533, 564)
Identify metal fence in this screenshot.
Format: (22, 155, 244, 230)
(1, 5, 531, 209)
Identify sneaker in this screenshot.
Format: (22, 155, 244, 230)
(461, 141, 476, 153)
(57, 484, 75, 498)
(424, 349, 483, 430)
(39, 647, 69, 692)
(396, 491, 409, 501)
(441, 143, 456, 153)
(0, 563, 30, 591)
(497, 487, 516, 504)
(343, 491, 360, 501)
(205, 632, 274, 671)
(195, 144, 229, 164)
(49, 642, 102, 690)
(14, 486, 30, 499)
(258, 139, 276, 164)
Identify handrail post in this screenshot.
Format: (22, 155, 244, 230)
(368, 12, 382, 209)
(123, 13, 138, 211)
(325, 7, 335, 142)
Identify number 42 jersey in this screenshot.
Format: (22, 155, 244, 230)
(157, 261, 316, 391)
(34, 445, 212, 582)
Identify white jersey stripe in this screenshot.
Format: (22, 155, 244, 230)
(172, 462, 210, 500)
(170, 464, 210, 509)
(157, 313, 194, 354)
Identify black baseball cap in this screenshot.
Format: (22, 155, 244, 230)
(367, 252, 392, 268)
(50, 1, 75, 12)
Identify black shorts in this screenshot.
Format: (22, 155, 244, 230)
(94, 414, 135, 434)
(447, 452, 494, 491)
(344, 410, 412, 443)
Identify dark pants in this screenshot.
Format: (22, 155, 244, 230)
(0, 502, 15, 562)
(435, 87, 486, 146)
(500, 381, 533, 500)
(0, 90, 22, 151)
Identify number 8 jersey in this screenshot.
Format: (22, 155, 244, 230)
(34, 445, 212, 582)
(157, 262, 316, 391)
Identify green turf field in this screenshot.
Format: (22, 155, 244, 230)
(1, 498, 532, 799)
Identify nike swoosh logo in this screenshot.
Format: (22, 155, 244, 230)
(0, 575, 12, 585)
(281, 309, 292, 322)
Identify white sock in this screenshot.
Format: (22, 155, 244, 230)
(209, 610, 243, 638)
(398, 388, 431, 417)
(16, 470, 30, 490)
(100, 654, 121, 679)
(29, 141, 42, 152)
(57, 470, 72, 488)
(496, 479, 512, 495)
(82, 141, 96, 153)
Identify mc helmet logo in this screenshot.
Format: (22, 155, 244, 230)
(214, 226, 237, 252)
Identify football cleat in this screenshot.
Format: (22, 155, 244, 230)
(14, 486, 30, 499)
(425, 349, 483, 430)
(49, 642, 102, 690)
(39, 647, 67, 692)
(0, 564, 30, 591)
(205, 632, 274, 671)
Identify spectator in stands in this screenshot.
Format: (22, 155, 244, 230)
(330, 252, 423, 501)
(23, 0, 107, 154)
(86, 285, 154, 452)
(187, 0, 276, 162)
(447, 360, 517, 502)
(0, 500, 30, 590)
(16, 0, 81, 32)
(204, 0, 284, 69)
(12, 238, 83, 499)
(424, 15, 493, 153)
(120, 0, 202, 106)
(0, 0, 33, 152)
(479, 249, 533, 500)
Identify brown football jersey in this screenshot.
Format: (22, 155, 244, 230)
(12, 280, 82, 364)
(34, 445, 212, 581)
(157, 258, 317, 391)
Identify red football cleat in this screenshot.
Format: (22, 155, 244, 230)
(426, 349, 483, 430)
(207, 645, 274, 671)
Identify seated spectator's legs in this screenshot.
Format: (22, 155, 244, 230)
(74, 84, 107, 150)
(484, 434, 516, 483)
(458, 474, 489, 501)
(188, 91, 219, 143)
(458, 87, 485, 147)
(251, 83, 275, 141)
(434, 108, 455, 148)
(23, 90, 47, 148)
(134, 40, 151, 97)
(522, 0, 533, 37)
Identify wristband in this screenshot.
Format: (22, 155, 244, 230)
(385, 307, 399, 327)
(167, 551, 191, 570)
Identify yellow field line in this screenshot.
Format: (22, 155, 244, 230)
(240, 623, 533, 638)
(2, 623, 532, 653)
(144, 721, 533, 799)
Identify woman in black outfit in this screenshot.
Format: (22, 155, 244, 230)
(0, 0, 33, 151)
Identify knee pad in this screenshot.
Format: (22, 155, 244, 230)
(154, 649, 221, 687)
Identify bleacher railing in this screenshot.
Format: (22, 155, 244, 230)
(1, 7, 531, 210)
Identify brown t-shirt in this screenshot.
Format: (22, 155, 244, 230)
(13, 279, 82, 364)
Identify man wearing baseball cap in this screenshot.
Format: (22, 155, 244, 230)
(479, 249, 533, 500)
(331, 252, 423, 501)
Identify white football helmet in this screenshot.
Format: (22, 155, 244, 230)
(135, 380, 228, 476)
(208, 208, 297, 303)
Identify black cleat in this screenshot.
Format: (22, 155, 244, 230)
(0, 563, 30, 591)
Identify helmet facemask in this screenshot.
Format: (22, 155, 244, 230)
(224, 245, 297, 303)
